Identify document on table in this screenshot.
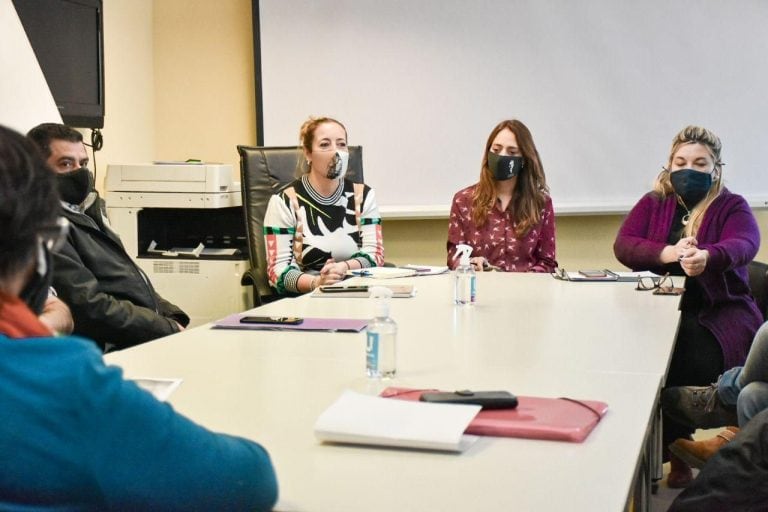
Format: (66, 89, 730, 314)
(131, 378, 183, 401)
(347, 267, 418, 279)
(402, 264, 450, 275)
(212, 313, 369, 332)
(314, 390, 480, 452)
(552, 268, 660, 282)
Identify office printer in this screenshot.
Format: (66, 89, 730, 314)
(105, 163, 251, 326)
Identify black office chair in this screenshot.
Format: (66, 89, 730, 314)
(748, 260, 768, 321)
(237, 145, 364, 306)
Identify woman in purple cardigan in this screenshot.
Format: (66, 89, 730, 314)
(614, 125, 762, 488)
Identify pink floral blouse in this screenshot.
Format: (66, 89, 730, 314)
(447, 185, 557, 272)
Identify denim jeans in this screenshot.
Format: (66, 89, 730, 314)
(717, 322, 768, 427)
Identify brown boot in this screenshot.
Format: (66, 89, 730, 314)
(668, 426, 740, 469)
(666, 452, 693, 489)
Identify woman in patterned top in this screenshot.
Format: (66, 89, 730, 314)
(263, 117, 384, 295)
(447, 119, 557, 272)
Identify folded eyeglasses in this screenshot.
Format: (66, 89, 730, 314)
(635, 273, 671, 291)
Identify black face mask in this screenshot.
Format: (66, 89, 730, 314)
(487, 152, 524, 181)
(56, 167, 93, 205)
(19, 242, 53, 315)
(670, 168, 712, 207)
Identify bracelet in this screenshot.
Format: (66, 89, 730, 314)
(343, 260, 350, 271)
(310, 276, 319, 291)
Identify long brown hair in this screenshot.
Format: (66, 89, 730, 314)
(471, 119, 549, 236)
(652, 125, 724, 238)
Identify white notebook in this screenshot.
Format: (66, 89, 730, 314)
(314, 390, 480, 452)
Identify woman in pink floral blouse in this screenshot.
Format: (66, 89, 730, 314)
(447, 119, 557, 272)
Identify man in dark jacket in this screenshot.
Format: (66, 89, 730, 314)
(28, 123, 189, 351)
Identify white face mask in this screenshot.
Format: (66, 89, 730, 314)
(324, 150, 349, 180)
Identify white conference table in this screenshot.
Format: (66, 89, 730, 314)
(106, 272, 681, 512)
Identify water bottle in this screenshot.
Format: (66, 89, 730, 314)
(453, 244, 476, 305)
(366, 287, 397, 379)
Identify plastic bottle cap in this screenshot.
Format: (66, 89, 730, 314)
(454, 244, 473, 266)
(370, 286, 393, 317)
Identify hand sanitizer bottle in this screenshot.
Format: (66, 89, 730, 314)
(454, 244, 476, 305)
(366, 287, 397, 379)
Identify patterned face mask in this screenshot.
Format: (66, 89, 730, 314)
(487, 152, 524, 181)
(324, 150, 349, 180)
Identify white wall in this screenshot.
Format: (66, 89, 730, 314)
(259, 0, 768, 215)
(0, 0, 61, 133)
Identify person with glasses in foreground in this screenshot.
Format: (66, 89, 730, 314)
(613, 125, 762, 488)
(0, 125, 278, 511)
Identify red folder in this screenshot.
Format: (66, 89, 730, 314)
(381, 387, 608, 443)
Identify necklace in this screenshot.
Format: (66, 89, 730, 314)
(676, 195, 691, 226)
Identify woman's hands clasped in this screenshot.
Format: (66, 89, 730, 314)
(662, 236, 709, 277)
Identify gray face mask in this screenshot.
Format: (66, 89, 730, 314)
(487, 152, 524, 181)
(324, 150, 349, 180)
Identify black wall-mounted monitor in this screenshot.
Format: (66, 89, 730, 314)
(12, 0, 105, 128)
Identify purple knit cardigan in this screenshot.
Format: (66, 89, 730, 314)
(614, 188, 762, 369)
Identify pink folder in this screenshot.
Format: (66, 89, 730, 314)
(381, 387, 608, 443)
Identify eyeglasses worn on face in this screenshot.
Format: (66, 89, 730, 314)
(38, 217, 70, 253)
(635, 273, 671, 291)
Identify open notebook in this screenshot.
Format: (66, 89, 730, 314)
(381, 387, 608, 443)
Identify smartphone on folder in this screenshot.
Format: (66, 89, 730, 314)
(239, 316, 304, 325)
(420, 390, 518, 409)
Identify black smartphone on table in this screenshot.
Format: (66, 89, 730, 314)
(318, 285, 369, 293)
(239, 316, 304, 325)
(420, 390, 518, 409)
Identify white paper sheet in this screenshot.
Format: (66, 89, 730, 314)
(314, 390, 480, 452)
(132, 378, 183, 402)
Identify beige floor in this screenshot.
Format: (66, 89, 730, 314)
(650, 463, 691, 511)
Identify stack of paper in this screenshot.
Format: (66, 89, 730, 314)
(314, 390, 480, 452)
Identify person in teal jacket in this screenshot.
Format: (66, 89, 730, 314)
(0, 124, 278, 511)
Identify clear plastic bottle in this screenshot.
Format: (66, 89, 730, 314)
(366, 287, 397, 379)
(454, 244, 476, 305)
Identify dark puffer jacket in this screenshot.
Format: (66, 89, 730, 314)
(52, 195, 189, 351)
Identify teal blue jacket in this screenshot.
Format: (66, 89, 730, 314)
(0, 334, 277, 511)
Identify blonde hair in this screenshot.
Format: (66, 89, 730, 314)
(652, 125, 724, 237)
(297, 116, 347, 174)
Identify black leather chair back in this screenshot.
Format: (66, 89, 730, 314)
(748, 260, 768, 321)
(237, 145, 364, 304)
